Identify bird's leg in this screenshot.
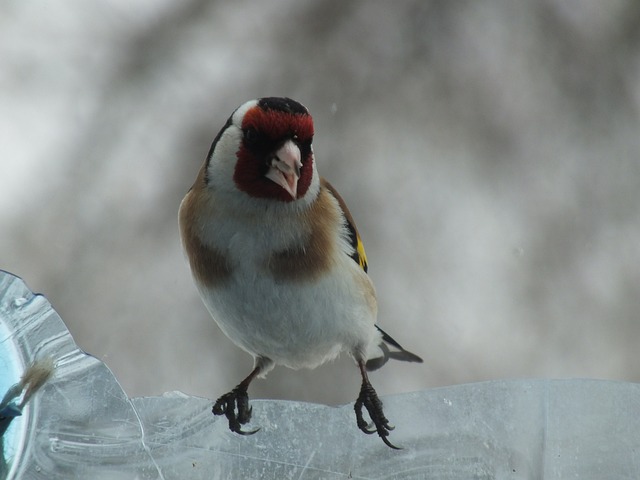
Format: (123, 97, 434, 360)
(354, 361, 400, 449)
(212, 365, 261, 435)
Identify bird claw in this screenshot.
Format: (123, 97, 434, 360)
(212, 386, 260, 435)
(354, 381, 401, 449)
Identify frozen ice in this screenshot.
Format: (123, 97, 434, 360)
(1, 269, 639, 479)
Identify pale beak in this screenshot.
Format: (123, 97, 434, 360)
(265, 139, 302, 199)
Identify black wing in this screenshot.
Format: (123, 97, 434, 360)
(321, 179, 422, 371)
(321, 179, 368, 272)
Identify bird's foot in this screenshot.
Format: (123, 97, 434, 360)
(212, 385, 259, 435)
(354, 380, 400, 449)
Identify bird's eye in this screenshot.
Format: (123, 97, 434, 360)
(299, 138, 312, 158)
(243, 127, 259, 145)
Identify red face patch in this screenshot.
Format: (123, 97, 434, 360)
(242, 106, 314, 142)
(233, 106, 315, 202)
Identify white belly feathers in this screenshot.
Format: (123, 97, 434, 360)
(198, 244, 377, 370)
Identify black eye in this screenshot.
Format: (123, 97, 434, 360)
(299, 138, 312, 158)
(243, 127, 259, 145)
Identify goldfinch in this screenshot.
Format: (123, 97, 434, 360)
(179, 97, 422, 448)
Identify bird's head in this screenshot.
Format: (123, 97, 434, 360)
(204, 97, 318, 206)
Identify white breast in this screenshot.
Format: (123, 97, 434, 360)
(195, 210, 379, 371)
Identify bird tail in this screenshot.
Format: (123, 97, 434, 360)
(365, 325, 424, 371)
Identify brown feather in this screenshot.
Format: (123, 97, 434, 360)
(179, 165, 233, 287)
(320, 179, 357, 232)
(266, 185, 339, 282)
(320, 178, 369, 272)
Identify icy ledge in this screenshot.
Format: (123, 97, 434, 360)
(1, 270, 639, 479)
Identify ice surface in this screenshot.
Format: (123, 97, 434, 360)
(1, 269, 639, 479)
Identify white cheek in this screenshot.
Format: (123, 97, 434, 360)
(207, 126, 242, 194)
(302, 153, 321, 202)
(206, 99, 258, 196)
(232, 99, 258, 124)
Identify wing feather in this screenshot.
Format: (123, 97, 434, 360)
(320, 178, 368, 272)
(320, 179, 423, 371)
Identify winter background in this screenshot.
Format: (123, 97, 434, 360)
(2, 0, 639, 406)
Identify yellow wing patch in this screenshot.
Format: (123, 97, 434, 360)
(356, 234, 368, 273)
(320, 178, 369, 274)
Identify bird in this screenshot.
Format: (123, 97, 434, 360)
(179, 97, 423, 449)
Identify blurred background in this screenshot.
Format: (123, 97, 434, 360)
(2, 0, 639, 406)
